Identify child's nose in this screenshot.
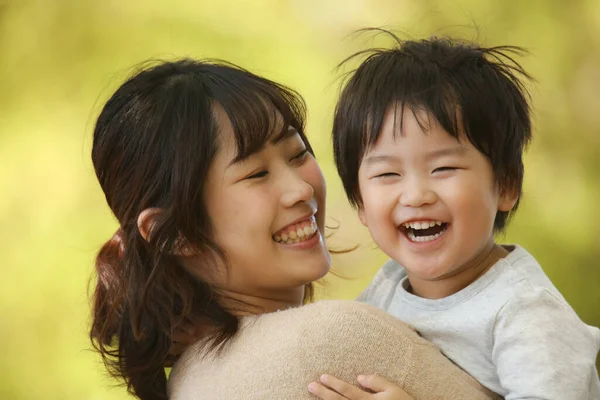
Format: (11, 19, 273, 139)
(399, 178, 436, 207)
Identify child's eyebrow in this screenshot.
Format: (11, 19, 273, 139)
(425, 146, 467, 160)
(362, 154, 400, 166)
(363, 146, 467, 166)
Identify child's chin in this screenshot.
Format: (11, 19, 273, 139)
(408, 266, 450, 281)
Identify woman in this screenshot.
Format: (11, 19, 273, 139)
(90, 59, 499, 400)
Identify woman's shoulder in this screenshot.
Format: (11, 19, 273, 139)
(282, 300, 424, 345)
(261, 300, 395, 327)
(292, 299, 397, 317)
(299, 299, 384, 319)
(304, 300, 414, 328)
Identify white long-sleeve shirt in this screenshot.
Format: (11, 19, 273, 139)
(359, 245, 600, 400)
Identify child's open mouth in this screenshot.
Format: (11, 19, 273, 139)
(400, 220, 448, 243)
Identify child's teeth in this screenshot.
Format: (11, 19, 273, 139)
(405, 221, 444, 229)
(409, 231, 443, 242)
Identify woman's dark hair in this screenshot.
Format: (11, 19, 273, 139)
(333, 29, 533, 232)
(90, 59, 312, 400)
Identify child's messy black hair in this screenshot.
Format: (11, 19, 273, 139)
(333, 29, 533, 232)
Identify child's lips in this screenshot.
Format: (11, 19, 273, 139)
(399, 222, 449, 244)
(400, 220, 445, 230)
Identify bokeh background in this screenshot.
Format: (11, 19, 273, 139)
(1, 0, 599, 398)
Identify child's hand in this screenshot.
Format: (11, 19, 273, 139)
(308, 374, 413, 400)
(164, 318, 200, 367)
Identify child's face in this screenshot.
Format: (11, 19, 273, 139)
(357, 105, 516, 296)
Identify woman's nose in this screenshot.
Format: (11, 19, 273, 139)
(280, 170, 315, 208)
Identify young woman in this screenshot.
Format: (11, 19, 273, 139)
(89, 59, 499, 400)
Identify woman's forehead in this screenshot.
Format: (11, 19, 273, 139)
(213, 103, 297, 162)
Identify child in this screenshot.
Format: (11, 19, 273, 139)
(311, 32, 600, 399)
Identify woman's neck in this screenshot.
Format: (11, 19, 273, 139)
(217, 287, 306, 317)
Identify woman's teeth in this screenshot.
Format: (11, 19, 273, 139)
(273, 221, 318, 244)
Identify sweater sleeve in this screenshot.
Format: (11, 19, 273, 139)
(492, 287, 600, 400)
(297, 300, 500, 400)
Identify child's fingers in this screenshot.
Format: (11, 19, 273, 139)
(357, 374, 394, 393)
(163, 354, 177, 368)
(181, 319, 197, 336)
(168, 342, 187, 358)
(177, 318, 198, 337)
(172, 320, 198, 345)
(308, 381, 347, 400)
(319, 374, 370, 399)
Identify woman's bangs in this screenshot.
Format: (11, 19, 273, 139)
(216, 78, 306, 162)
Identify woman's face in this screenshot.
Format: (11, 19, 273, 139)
(199, 107, 330, 300)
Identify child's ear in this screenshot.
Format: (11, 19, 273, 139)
(358, 205, 368, 227)
(137, 208, 196, 256)
(498, 187, 519, 212)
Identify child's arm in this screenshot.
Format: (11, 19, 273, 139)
(493, 288, 600, 399)
(297, 301, 500, 400)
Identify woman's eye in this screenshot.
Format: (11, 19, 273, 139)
(246, 170, 268, 180)
(291, 149, 308, 161)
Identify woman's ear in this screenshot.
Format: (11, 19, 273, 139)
(137, 208, 197, 256)
(137, 207, 162, 242)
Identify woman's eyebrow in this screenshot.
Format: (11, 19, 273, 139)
(271, 125, 298, 144)
(227, 127, 299, 168)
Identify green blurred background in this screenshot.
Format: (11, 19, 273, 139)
(1, 0, 599, 398)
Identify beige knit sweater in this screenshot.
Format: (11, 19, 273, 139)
(168, 300, 500, 400)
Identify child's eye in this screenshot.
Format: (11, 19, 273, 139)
(433, 167, 457, 173)
(374, 172, 400, 178)
(246, 170, 268, 180)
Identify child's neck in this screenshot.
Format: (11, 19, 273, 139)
(407, 242, 509, 300)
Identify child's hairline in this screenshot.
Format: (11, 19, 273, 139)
(352, 99, 521, 213)
(357, 98, 467, 163)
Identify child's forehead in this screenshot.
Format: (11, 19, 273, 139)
(358, 103, 473, 156)
(377, 102, 464, 140)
